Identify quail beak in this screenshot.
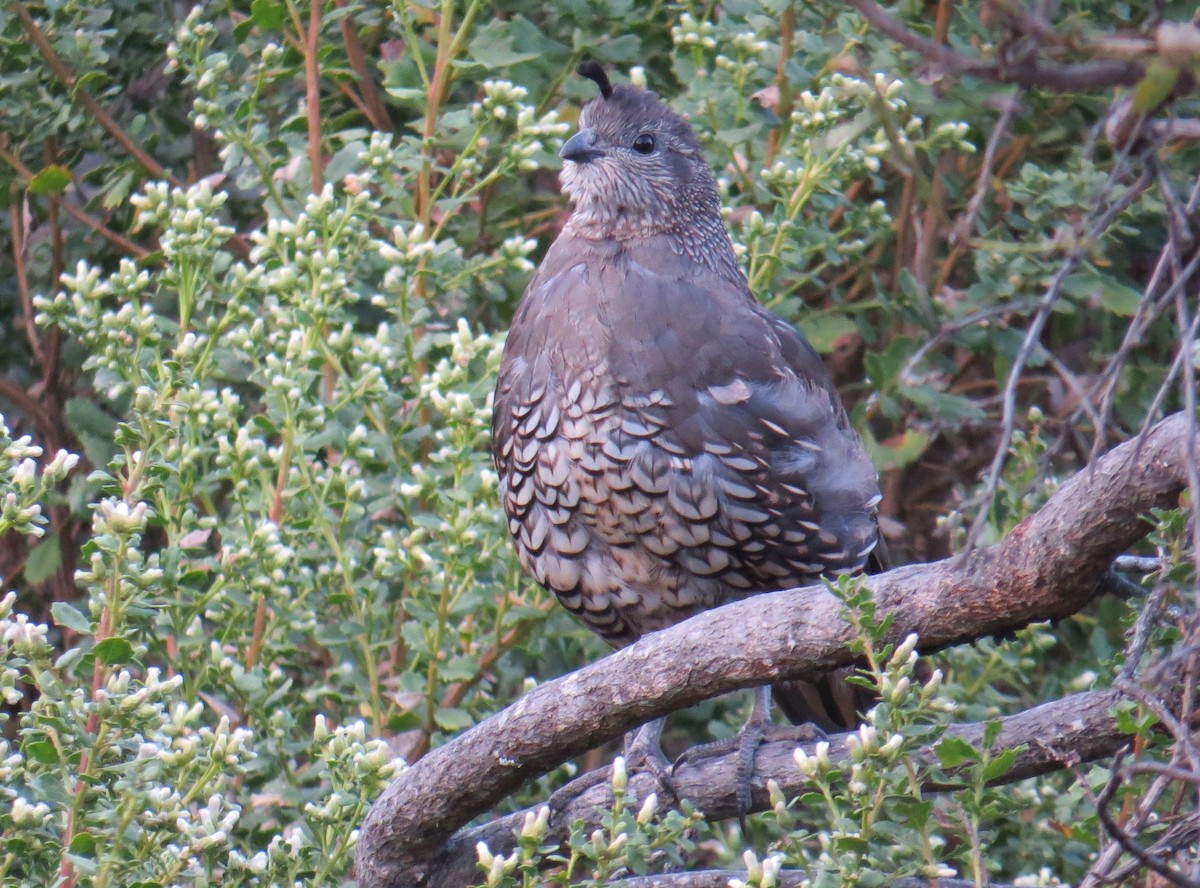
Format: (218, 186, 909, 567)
(560, 128, 604, 164)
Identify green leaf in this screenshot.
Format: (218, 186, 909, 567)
(93, 637, 134, 665)
(833, 835, 870, 853)
(935, 736, 978, 768)
(23, 740, 60, 764)
(982, 747, 1021, 781)
(463, 20, 541, 68)
(433, 706, 474, 731)
(65, 398, 118, 438)
(233, 671, 265, 693)
(902, 384, 987, 421)
(864, 336, 915, 390)
(24, 532, 62, 585)
(1063, 272, 1143, 316)
(55, 647, 84, 671)
(69, 833, 97, 856)
(1132, 60, 1179, 112)
(1113, 700, 1158, 734)
(100, 169, 136, 210)
(1113, 700, 1139, 733)
(801, 313, 857, 353)
(52, 601, 93, 636)
(250, 0, 285, 30)
(28, 164, 71, 196)
(65, 398, 119, 468)
(864, 427, 931, 471)
(387, 710, 422, 732)
(75, 70, 108, 94)
(1098, 280, 1144, 316)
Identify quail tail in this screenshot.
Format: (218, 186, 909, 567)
(771, 543, 894, 732)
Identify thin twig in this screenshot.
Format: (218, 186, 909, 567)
(1122, 761, 1200, 784)
(0, 146, 151, 259)
(406, 599, 556, 762)
(1171, 274, 1200, 589)
(1132, 295, 1200, 451)
(1088, 174, 1200, 459)
(843, 0, 1144, 90)
(896, 299, 1043, 393)
(1095, 751, 1200, 888)
(965, 167, 1154, 551)
(951, 88, 1025, 246)
(1083, 768, 1178, 886)
(0, 376, 54, 443)
(306, 0, 324, 193)
(43, 138, 65, 393)
(270, 13, 374, 122)
(11, 3, 181, 187)
(1114, 555, 1164, 574)
(8, 198, 44, 364)
(1121, 585, 1168, 679)
(1044, 350, 1104, 432)
(1113, 677, 1200, 772)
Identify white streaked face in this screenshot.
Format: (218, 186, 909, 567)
(558, 85, 711, 231)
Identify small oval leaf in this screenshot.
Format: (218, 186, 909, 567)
(29, 164, 71, 196)
(52, 601, 93, 636)
(93, 637, 134, 665)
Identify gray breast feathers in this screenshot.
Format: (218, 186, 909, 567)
(493, 236, 880, 646)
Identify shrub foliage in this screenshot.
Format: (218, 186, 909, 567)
(0, 1, 1196, 885)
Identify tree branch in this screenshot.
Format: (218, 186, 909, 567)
(609, 874, 1018, 888)
(842, 0, 1150, 91)
(427, 686, 1144, 888)
(333, 0, 392, 132)
(355, 412, 1195, 887)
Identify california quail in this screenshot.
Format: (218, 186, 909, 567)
(492, 63, 882, 793)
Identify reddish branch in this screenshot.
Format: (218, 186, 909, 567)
(0, 146, 150, 260)
(10, 7, 255, 261)
(355, 413, 1196, 887)
(333, 0, 391, 132)
(305, 0, 324, 193)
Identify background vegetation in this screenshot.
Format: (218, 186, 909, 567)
(0, 0, 1196, 885)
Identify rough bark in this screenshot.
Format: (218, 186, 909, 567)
(427, 686, 1136, 888)
(355, 412, 1195, 887)
(610, 876, 1018, 888)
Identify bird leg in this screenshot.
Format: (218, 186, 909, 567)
(621, 716, 680, 805)
(547, 716, 680, 817)
(673, 686, 825, 829)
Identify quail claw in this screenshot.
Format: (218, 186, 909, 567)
(672, 687, 826, 831)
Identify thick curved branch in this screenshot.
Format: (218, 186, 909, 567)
(427, 686, 1139, 888)
(612, 875, 1018, 888)
(356, 412, 1195, 887)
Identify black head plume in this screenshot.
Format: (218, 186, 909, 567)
(576, 61, 613, 100)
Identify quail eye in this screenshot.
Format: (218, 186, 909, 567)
(632, 134, 656, 154)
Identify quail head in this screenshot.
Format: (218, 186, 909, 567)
(492, 63, 882, 755)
